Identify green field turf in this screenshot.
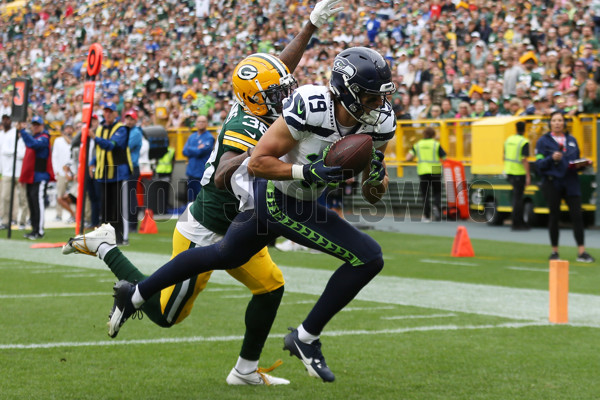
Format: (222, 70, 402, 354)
(1, 221, 599, 399)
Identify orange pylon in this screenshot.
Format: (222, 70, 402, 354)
(451, 225, 474, 257)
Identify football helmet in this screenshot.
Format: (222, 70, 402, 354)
(232, 53, 298, 120)
(329, 47, 396, 126)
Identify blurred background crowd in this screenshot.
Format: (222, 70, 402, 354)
(1, 0, 600, 134)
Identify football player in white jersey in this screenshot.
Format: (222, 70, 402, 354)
(107, 47, 396, 383)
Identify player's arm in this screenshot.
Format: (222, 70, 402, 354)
(361, 143, 389, 204)
(247, 117, 298, 180)
(279, 0, 343, 72)
(214, 150, 251, 192)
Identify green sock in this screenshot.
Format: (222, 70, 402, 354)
(103, 248, 170, 327)
(240, 286, 285, 361)
(103, 248, 147, 283)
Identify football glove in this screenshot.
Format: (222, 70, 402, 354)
(310, 0, 344, 28)
(302, 146, 343, 185)
(364, 149, 386, 186)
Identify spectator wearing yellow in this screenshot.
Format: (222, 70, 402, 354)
(406, 127, 447, 222)
(504, 121, 531, 231)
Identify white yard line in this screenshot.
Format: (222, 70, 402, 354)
(506, 266, 578, 274)
(382, 313, 456, 320)
(0, 292, 108, 299)
(342, 306, 396, 312)
(0, 321, 547, 350)
(419, 258, 479, 266)
(1, 240, 600, 327)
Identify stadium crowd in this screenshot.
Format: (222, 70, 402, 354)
(1, 0, 600, 133)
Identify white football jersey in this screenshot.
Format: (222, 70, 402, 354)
(275, 85, 396, 201)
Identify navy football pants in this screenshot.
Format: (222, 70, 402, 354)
(138, 179, 384, 334)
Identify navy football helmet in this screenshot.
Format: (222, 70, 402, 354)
(329, 47, 396, 126)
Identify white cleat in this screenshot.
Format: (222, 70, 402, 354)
(62, 223, 116, 256)
(226, 362, 290, 386)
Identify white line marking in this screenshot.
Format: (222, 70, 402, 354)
(282, 300, 317, 305)
(0, 292, 108, 299)
(0, 321, 547, 350)
(2, 240, 600, 326)
(382, 313, 457, 320)
(220, 294, 253, 299)
(341, 306, 396, 312)
(506, 266, 578, 274)
(0, 264, 52, 269)
(419, 258, 479, 266)
(63, 274, 107, 278)
(29, 269, 76, 274)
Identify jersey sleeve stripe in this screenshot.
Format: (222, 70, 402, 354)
(224, 131, 257, 145)
(223, 136, 256, 147)
(223, 139, 249, 152)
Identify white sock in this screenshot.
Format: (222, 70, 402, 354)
(297, 324, 319, 344)
(234, 357, 259, 375)
(97, 243, 116, 260)
(131, 285, 145, 309)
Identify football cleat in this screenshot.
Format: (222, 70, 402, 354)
(62, 223, 116, 256)
(107, 280, 139, 338)
(226, 360, 290, 386)
(283, 327, 335, 382)
(576, 252, 595, 263)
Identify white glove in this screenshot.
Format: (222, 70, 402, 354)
(310, 0, 344, 28)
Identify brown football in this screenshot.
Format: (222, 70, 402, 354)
(325, 134, 373, 179)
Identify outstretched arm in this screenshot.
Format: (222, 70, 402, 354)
(279, 0, 343, 72)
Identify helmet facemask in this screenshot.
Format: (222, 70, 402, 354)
(338, 75, 396, 126)
(253, 74, 298, 119)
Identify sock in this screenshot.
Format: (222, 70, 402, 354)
(102, 248, 146, 283)
(234, 357, 259, 375)
(239, 287, 284, 360)
(297, 323, 319, 344)
(131, 285, 145, 308)
(98, 243, 117, 260)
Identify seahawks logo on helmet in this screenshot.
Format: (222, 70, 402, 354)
(237, 65, 259, 80)
(332, 58, 357, 79)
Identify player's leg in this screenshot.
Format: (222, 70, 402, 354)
(225, 247, 287, 384)
(135, 210, 277, 302)
(62, 223, 172, 326)
(257, 180, 383, 381)
(109, 210, 278, 337)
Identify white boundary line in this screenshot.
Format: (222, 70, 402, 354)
(0, 292, 108, 299)
(0, 321, 547, 350)
(419, 258, 479, 266)
(382, 313, 457, 320)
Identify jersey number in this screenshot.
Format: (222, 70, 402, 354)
(308, 94, 327, 113)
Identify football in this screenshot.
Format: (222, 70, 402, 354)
(325, 134, 373, 179)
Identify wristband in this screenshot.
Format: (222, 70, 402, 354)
(291, 164, 305, 180)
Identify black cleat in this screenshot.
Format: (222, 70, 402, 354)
(107, 280, 139, 338)
(283, 327, 335, 382)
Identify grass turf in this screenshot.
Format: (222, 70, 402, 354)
(1, 220, 599, 399)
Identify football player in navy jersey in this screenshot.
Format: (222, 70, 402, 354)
(63, 0, 345, 386)
(107, 47, 395, 382)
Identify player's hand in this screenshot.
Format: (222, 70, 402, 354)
(310, 0, 344, 28)
(364, 149, 385, 186)
(302, 148, 343, 185)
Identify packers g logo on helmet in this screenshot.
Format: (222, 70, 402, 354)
(237, 65, 258, 80)
(232, 53, 298, 118)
